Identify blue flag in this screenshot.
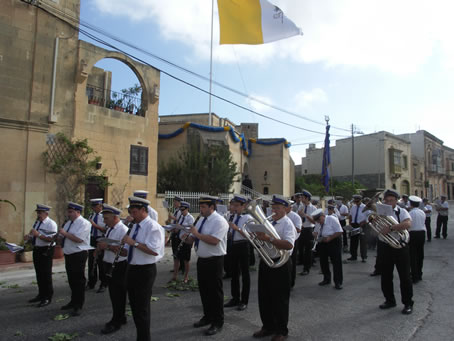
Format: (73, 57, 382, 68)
(322, 124, 331, 193)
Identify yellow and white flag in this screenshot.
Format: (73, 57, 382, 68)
(218, 0, 302, 45)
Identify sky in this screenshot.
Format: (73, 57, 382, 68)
(80, 0, 454, 165)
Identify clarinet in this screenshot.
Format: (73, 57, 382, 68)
(176, 215, 200, 255)
(106, 223, 133, 278)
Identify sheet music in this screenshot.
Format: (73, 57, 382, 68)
(162, 200, 169, 209)
(96, 238, 121, 246)
(217, 205, 227, 215)
(245, 223, 268, 234)
(5, 243, 24, 253)
(376, 203, 393, 216)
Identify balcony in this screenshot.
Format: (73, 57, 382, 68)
(428, 164, 445, 174)
(86, 84, 145, 117)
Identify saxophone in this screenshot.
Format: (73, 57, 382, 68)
(242, 200, 290, 268)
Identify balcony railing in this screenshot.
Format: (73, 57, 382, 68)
(429, 164, 445, 174)
(86, 84, 145, 117)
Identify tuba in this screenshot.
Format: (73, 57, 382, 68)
(241, 200, 290, 268)
(363, 193, 410, 249)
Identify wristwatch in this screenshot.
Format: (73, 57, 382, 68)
(134, 242, 139, 248)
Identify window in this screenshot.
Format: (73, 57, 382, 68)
(402, 155, 408, 170)
(130, 145, 148, 175)
(389, 149, 402, 174)
(263, 186, 269, 195)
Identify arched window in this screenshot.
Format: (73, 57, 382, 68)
(401, 180, 410, 196)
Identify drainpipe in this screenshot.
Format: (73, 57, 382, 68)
(49, 37, 59, 123)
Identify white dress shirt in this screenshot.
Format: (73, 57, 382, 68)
(230, 214, 251, 242)
(409, 208, 427, 232)
(103, 221, 129, 263)
(438, 202, 449, 216)
(337, 204, 349, 221)
(148, 205, 159, 221)
(62, 215, 91, 255)
(314, 215, 343, 237)
(424, 204, 432, 217)
(34, 217, 58, 247)
(292, 202, 303, 213)
(195, 211, 229, 258)
(177, 213, 195, 239)
(299, 203, 317, 228)
(127, 216, 165, 265)
(350, 203, 367, 224)
(273, 215, 296, 255)
(287, 211, 302, 239)
(89, 212, 105, 237)
(172, 209, 182, 224)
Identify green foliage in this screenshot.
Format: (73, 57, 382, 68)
(48, 332, 78, 341)
(295, 174, 363, 199)
(165, 278, 198, 291)
(0, 237, 9, 251)
(158, 143, 238, 193)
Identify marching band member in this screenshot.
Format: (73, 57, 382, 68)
(312, 209, 343, 289)
(97, 204, 129, 334)
(336, 197, 350, 252)
(59, 202, 91, 316)
(347, 195, 368, 262)
(168, 196, 184, 275)
(87, 198, 107, 292)
(25, 204, 57, 307)
(422, 198, 432, 242)
(435, 195, 449, 239)
(292, 193, 303, 212)
(377, 189, 413, 315)
(253, 195, 295, 341)
(297, 190, 316, 276)
(171, 201, 194, 283)
(398, 194, 410, 210)
(189, 195, 229, 336)
(286, 200, 302, 288)
(408, 196, 426, 284)
(133, 190, 159, 222)
(224, 195, 251, 311)
(122, 196, 165, 341)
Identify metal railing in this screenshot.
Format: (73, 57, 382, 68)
(240, 184, 272, 200)
(86, 84, 145, 117)
(163, 191, 233, 214)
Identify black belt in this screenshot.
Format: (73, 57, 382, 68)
(232, 240, 248, 244)
(34, 245, 53, 249)
(198, 255, 223, 260)
(128, 263, 156, 268)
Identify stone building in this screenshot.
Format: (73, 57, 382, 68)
(301, 131, 412, 193)
(158, 113, 295, 197)
(0, 0, 160, 242)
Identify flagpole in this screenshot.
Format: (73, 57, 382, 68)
(208, 0, 214, 126)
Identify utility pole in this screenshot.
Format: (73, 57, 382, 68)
(351, 124, 364, 187)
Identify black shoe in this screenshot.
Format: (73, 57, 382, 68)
(253, 329, 274, 338)
(434, 236, 440, 239)
(335, 283, 343, 290)
(205, 325, 222, 336)
(379, 301, 396, 309)
(370, 271, 381, 277)
(319, 280, 330, 286)
(101, 323, 120, 334)
(224, 299, 239, 308)
(37, 299, 51, 307)
(299, 270, 309, 276)
(61, 303, 74, 310)
(28, 296, 41, 303)
(361, 258, 366, 263)
(237, 303, 247, 311)
(71, 308, 82, 316)
(96, 286, 106, 293)
(347, 257, 357, 261)
(193, 318, 211, 328)
(85, 284, 95, 290)
(443, 236, 447, 239)
(402, 305, 413, 315)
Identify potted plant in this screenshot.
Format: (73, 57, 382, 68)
(0, 237, 16, 265)
(19, 241, 34, 262)
(53, 243, 64, 259)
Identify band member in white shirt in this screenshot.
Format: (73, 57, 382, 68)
(422, 198, 432, 242)
(87, 198, 107, 292)
(377, 190, 413, 315)
(435, 195, 449, 239)
(171, 201, 195, 283)
(59, 202, 91, 316)
(122, 196, 165, 341)
(287, 201, 302, 288)
(408, 196, 426, 284)
(189, 196, 229, 336)
(312, 208, 343, 289)
(97, 204, 129, 334)
(297, 190, 316, 275)
(253, 195, 296, 341)
(224, 195, 252, 311)
(348, 195, 368, 262)
(133, 190, 159, 222)
(25, 204, 57, 307)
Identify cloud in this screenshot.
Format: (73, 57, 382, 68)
(247, 94, 274, 113)
(294, 88, 328, 108)
(93, 0, 454, 74)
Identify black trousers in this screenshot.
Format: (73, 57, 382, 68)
(349, 223, 367, 260)
(249, 243, 256, 266)
(230, 242, 250, 304)
(88, 237, 106, 287)
(104, 260, 127, 326)
(224, 242, 232, 276)
(258, 259, 291, 336)
(290, 238, 298, 288)
(127, 263, 157, 341)
(409, 231, 425, 281)
(374, 240, 384, 274)
(436, 215, 448, 238)
(65, 251, 88, 309)
(425, 217, 432, 241)
(379, 241, 413, 306)
(33, 246, 54, 300)
(298, 228, 313, 271)
(319, 237, 343, 285)
(197, 256, 224, 327)
(340, 220, 348, 247)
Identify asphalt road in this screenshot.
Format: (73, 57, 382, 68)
(1, 222, 453, 341)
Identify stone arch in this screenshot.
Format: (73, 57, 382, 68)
(401, 180, 410, 195)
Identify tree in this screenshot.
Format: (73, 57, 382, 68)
(295, 174, 363, 199)
(42, 133, 110, 223)
(158, 143, 238, 193)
